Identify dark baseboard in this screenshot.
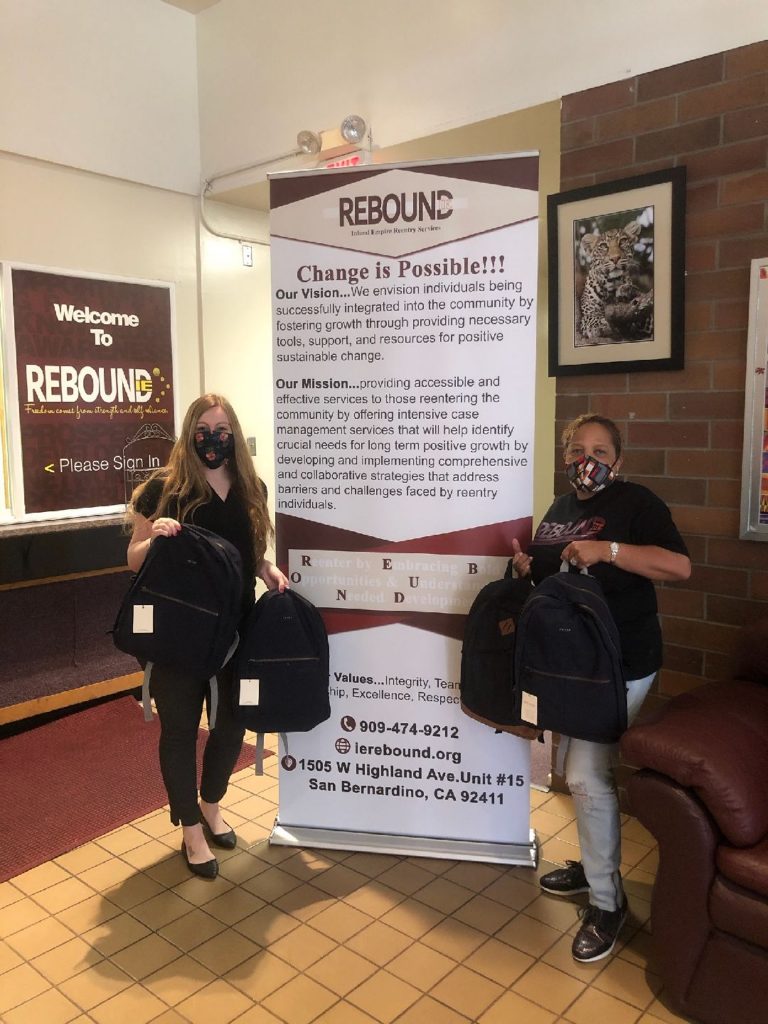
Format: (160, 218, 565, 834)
(0, 524, 127, 586)
(0, 687, 141, 739)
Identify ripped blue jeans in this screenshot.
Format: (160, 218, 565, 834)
(564, 673, 656, 911)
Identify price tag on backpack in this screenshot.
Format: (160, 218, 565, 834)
(521, 691, 538, 725)
(240, 679, 261, 705)
(133, 604, 154, 634)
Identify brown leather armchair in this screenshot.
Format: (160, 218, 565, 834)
(620, 623, 768, 1024)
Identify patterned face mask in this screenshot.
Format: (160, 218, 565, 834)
(193, 426, 234, 469)
(566, 454, 618, 494)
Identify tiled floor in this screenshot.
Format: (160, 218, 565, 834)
(0, 740, 697, 1024)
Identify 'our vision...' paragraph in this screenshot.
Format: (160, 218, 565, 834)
(273, 262, 534, 512)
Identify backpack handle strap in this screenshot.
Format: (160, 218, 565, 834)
(208, 676, 219, 730)
(254, 733, 265, 775)
(142, 631, 240, 731)
(206, 630, 240, 730)
(252, 731, 288, 775)
(141, 662, 154, 722)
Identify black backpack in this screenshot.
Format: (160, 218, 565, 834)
(112, 524, 243, 725)
(232, 589, 330, 771)
(513, 567, 627, 743)
(460, 568, 536, 735)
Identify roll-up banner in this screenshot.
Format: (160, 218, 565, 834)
(1, 266, 176, 519)
(269, 155, 538, 864)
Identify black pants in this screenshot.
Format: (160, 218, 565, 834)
(150, 662, 245, 826)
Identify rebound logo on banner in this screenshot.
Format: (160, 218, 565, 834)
(272, 168, 537, 258)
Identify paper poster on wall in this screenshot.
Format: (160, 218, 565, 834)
(740, 259, 768, 540)
(269, 156, 539, 862)
(2, 266, 176, 517)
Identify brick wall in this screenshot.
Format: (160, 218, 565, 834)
(557, 41, 768, 716)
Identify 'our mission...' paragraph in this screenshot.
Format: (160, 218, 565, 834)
(275, 375, 531, 511)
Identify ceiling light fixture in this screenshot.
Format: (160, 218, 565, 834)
(201, 115, 372, 244)
(296, 116, 370, 157)
(340, 114, 367, 145)
(296, 129, 322, 155)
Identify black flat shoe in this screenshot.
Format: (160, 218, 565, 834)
(181, 841, 219, 879)
(200, 813, 237, 850)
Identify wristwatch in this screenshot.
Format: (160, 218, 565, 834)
(609, 542, 620, 564)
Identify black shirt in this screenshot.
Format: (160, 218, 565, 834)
(135, 475, 257, 615)
(527, 480, 689, 679)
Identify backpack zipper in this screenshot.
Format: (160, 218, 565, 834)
(575, 602, 622, 659)
(524, 667, 611, 685)
(525, 585, 622, 660)
(246, 656, 318, 664)
(139, 586, 219, 617)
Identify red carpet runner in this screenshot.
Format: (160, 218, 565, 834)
(0, 696, 262, 882)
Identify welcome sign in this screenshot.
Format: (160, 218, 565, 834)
(3, 267, 175, 517)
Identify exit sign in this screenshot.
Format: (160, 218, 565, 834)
(321, 151, 368, 170)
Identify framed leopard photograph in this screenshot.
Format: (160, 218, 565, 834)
(547, 167, 686, 376)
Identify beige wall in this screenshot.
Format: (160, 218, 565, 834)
(1, 0, 765, 197)
(199, 203, 276, 497)
(197, 0, 768, 183)
(0, 0, 200, 194)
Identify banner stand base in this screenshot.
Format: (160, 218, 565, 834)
(270, 822, 539, 868)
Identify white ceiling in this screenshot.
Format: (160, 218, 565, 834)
(160, 0, 222, 13)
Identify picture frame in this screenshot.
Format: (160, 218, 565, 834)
(740, 257, 768, 541)
(547, 167, 686, 376)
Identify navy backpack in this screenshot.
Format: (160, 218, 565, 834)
(460, 568, 538, 737)
(513, 565, 627, 743)
(233, 588, 330, 771)
(112, 524, 243, 725)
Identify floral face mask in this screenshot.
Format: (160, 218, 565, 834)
(194, 426, 233, 469)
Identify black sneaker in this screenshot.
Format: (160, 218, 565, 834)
(539, 860, 589, 896)
(571, 899, 628, 962)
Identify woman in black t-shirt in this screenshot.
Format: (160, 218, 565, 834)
(511, 414, 690, 963)
(127, 394, 288, 879)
